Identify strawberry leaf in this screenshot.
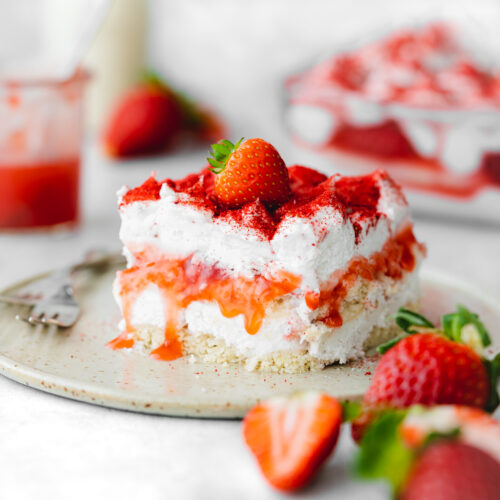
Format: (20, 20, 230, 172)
(395, 308, 434, 333)
(207, 157, 224, 173)
(442, 305, 491, 351)
(207, 138, 243, 175)
(377, 308, 434, 354)
(353, 410, 414, 494)
(212, 143, 230, 157)
(424, 427, 460, 446)
(483, 352, 500, 413)
(342, 400, 362, 422)
(377, 335, 407, 354)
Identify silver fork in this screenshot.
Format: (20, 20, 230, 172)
(0, 251, 124, 328)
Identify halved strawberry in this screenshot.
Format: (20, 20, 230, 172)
(242, 392, 342, 492)
(400, 405, 500, 463)
(354, 405, 500, 498)
(208, 138, 292, 209)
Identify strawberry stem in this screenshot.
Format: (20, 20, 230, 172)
(207, 138, 244, 174)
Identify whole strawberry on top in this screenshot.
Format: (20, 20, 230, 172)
(208, 138, 292, 209)
(352, 305, 500, 442)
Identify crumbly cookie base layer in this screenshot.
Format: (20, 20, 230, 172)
(130, 316, 408, 374)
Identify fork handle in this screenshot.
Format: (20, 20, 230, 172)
(0, 295, 38, 306)
(70, 252, 125, 274)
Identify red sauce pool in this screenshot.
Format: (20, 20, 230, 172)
(0, 157, 80, 229)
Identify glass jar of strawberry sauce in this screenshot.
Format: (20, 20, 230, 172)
(0, 70, 89, 231)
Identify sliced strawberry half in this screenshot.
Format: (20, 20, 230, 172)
(400, 405, 500, 464)
(354, 405, 500, 498)
(242, 392, 342, 492)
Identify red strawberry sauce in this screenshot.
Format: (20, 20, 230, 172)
(110, 166, 423, 361)
(0, 157, 80, 229)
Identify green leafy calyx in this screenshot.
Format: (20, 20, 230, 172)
(441, 304, 491, 350)
(341, 400, 362, 422)
(207, 138, 244, 174)
(395, 308, 435, 333)
(353, 410, 414, 494)
(378, 305, 491, 355)
(378, 308, 435, 354)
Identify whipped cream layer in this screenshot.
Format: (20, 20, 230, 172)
(115, 265, 420, 364)
(118, 167, 410, 297)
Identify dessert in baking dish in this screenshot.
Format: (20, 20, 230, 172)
(109, 138, 425, 373)
(287, 23, 500, 199)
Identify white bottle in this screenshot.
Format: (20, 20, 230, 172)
(83, 0, 147, 131)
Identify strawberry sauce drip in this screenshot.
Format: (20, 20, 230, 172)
(108, 254, 301, 360)
(113, 165, 422, 360)
(308, 225, 423, 327)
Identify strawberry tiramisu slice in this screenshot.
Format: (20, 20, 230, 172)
(109, 138, 425, 373)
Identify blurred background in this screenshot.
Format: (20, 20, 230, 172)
(0, 0, 500, 292)
(1, 4, 500, 498)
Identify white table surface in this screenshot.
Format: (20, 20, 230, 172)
(0, 141, 499, 500)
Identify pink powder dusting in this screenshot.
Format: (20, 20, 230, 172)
(120, 164, 405, 242)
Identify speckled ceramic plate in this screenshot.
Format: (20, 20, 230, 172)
(0, 264, 499, 418)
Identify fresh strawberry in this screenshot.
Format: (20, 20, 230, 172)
(242, 392, 342, 492)
(103, 78, 183, 158)
(354, 406, 500, 499)
(402, 441, 500, 500)
(351, 306, 500, 443)
(364, 333, 489, 409)
(400, 405, 500, 463)
(104, 72, 225, 158)
(208, 138, 291, 209)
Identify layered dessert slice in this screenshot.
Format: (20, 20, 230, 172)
(109, 138, 425, 373)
